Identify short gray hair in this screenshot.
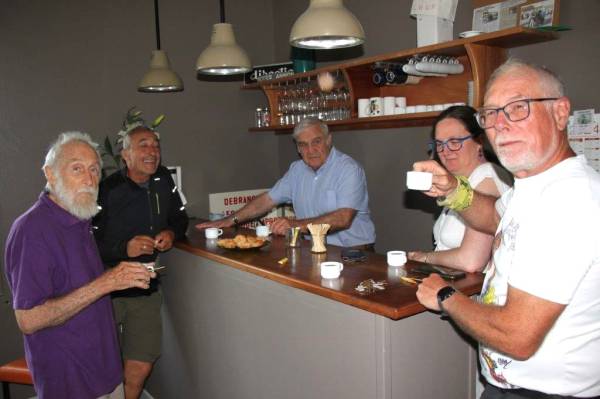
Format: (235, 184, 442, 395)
(486, 58, 565, 98)
(43, 131, 102, 190)
(292, 118, 329, 140)
(122, 126, 159, 150)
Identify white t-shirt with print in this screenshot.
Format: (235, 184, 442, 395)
(479, 155, 600, 397)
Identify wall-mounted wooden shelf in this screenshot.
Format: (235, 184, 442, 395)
(243, 27, 558, 133)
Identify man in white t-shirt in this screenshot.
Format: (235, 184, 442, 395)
(412, 58, 600, 398)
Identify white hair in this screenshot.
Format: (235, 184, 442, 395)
(486, 58, 565, 98)
(121, 126, 159, 150)
(292, 118, 329, 140)
(43, 131, 102, 191)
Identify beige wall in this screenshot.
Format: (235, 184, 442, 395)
(1, 1, 599, 397)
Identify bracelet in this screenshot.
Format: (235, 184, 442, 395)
(436, 175, 473, 212)
(231, 215, 239, 225)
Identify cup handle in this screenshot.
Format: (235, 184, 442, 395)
(217, 229, 223, 236)
(339, 264, 344, 271)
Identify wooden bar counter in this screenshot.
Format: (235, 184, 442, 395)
(146, 226, 484, 399)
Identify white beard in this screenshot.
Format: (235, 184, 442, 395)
(52, 177, 100, 220)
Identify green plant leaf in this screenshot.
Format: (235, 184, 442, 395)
(151, 114, 165, 128)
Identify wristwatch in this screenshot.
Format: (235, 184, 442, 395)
(231, 215, 239, 226)
(436, 286, 456, 316)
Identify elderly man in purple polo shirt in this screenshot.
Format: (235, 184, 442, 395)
(197, 117, 376, 249)
(4, 132, 155, 399)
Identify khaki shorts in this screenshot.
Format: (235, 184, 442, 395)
(112, 289, 162, 363)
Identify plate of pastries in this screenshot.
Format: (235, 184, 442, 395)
(217, 234, 268, 250)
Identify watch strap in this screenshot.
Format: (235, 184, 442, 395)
(437, 286, 456, 316)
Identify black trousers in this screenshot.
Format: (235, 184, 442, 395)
(482, 383, 600, 399)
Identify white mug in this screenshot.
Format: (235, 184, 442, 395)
(387, 250, 407, 267)
(406, 171, 433, 191)
(368, 97, 383, 116)
(383, 96, 396, 115)
(205, 227, 223, 239)
(358, 98, 370, 118)
(395, 96, 407, 108)
(320, 261, 344, 279)
(256, 225, 270, 237)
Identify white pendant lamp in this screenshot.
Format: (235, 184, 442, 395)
(196, 0, 252, 76)
(138, 0, 184, 92)
(290, 0, 365, 50)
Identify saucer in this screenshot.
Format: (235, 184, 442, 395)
(459, 30, 483, 38)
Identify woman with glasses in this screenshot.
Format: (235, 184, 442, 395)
(409, 106, 511, 272)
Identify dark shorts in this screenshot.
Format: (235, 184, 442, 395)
(482, 383, 600, 399)
(112, 289, 163, 363)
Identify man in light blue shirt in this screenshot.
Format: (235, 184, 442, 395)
(197, 118, 375, 248)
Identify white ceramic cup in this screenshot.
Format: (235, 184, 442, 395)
(358, 98, 370, 118)
(433, 104, 445, 111)
(256, 225, 270, 237)
(406, 171, 433, 191)
(394, 106, 406, 115)
(320, 261, 344, 279)
(369, 97, 383, 116)
(405, 106, 416, 113)
(205, 227, 223, 239)
(415, 104, 427, 113)
(383, 96, 396, 115)
(387, 250, 407, 267)
(395, 96, 407, 108)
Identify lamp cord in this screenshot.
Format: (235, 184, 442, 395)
(220, 0, 225, 23)
(154, 0, 161, 50)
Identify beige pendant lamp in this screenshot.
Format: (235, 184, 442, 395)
(196, 0, 252, 75)
(138, 0, 184, 92)
(290, 0, 365, 50)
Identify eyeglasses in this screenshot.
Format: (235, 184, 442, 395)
(475, 97, 558, 129)
(430, 135, 473, 153)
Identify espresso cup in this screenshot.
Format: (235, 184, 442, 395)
(406, 171, 433, 191)
(320, 261, 344, 279)
(256, 225, 270, 237)
(387, 250, 407, 267)
(205, 227, 223, 239)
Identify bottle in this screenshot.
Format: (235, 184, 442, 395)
(255, 108, 263, 128)
(262, 107, 271, 127)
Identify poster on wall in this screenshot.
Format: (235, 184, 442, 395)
(518, 0, 560, 28)
(568, 110, 600, 173)
(208, 189, 295, 229)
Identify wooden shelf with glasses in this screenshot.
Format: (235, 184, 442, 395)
(243, 26, 558, 133)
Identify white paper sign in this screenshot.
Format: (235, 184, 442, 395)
(411, 0, 457, 21)
(208, 189, 294, 229)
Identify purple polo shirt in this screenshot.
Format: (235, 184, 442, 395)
(4, 192, 122, 399)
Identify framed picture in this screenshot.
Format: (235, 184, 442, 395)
(518, 0, 560, 28)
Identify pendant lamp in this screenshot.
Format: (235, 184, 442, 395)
(138, 0, 184, 92)
(290, 0, 365, 50)
(196, 0, 252, 75)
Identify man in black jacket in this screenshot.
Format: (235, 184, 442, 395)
(94, 125, 188, 399)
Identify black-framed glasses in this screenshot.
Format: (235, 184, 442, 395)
(475, 97, 559, 129)
(430, 135, 473, 153)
